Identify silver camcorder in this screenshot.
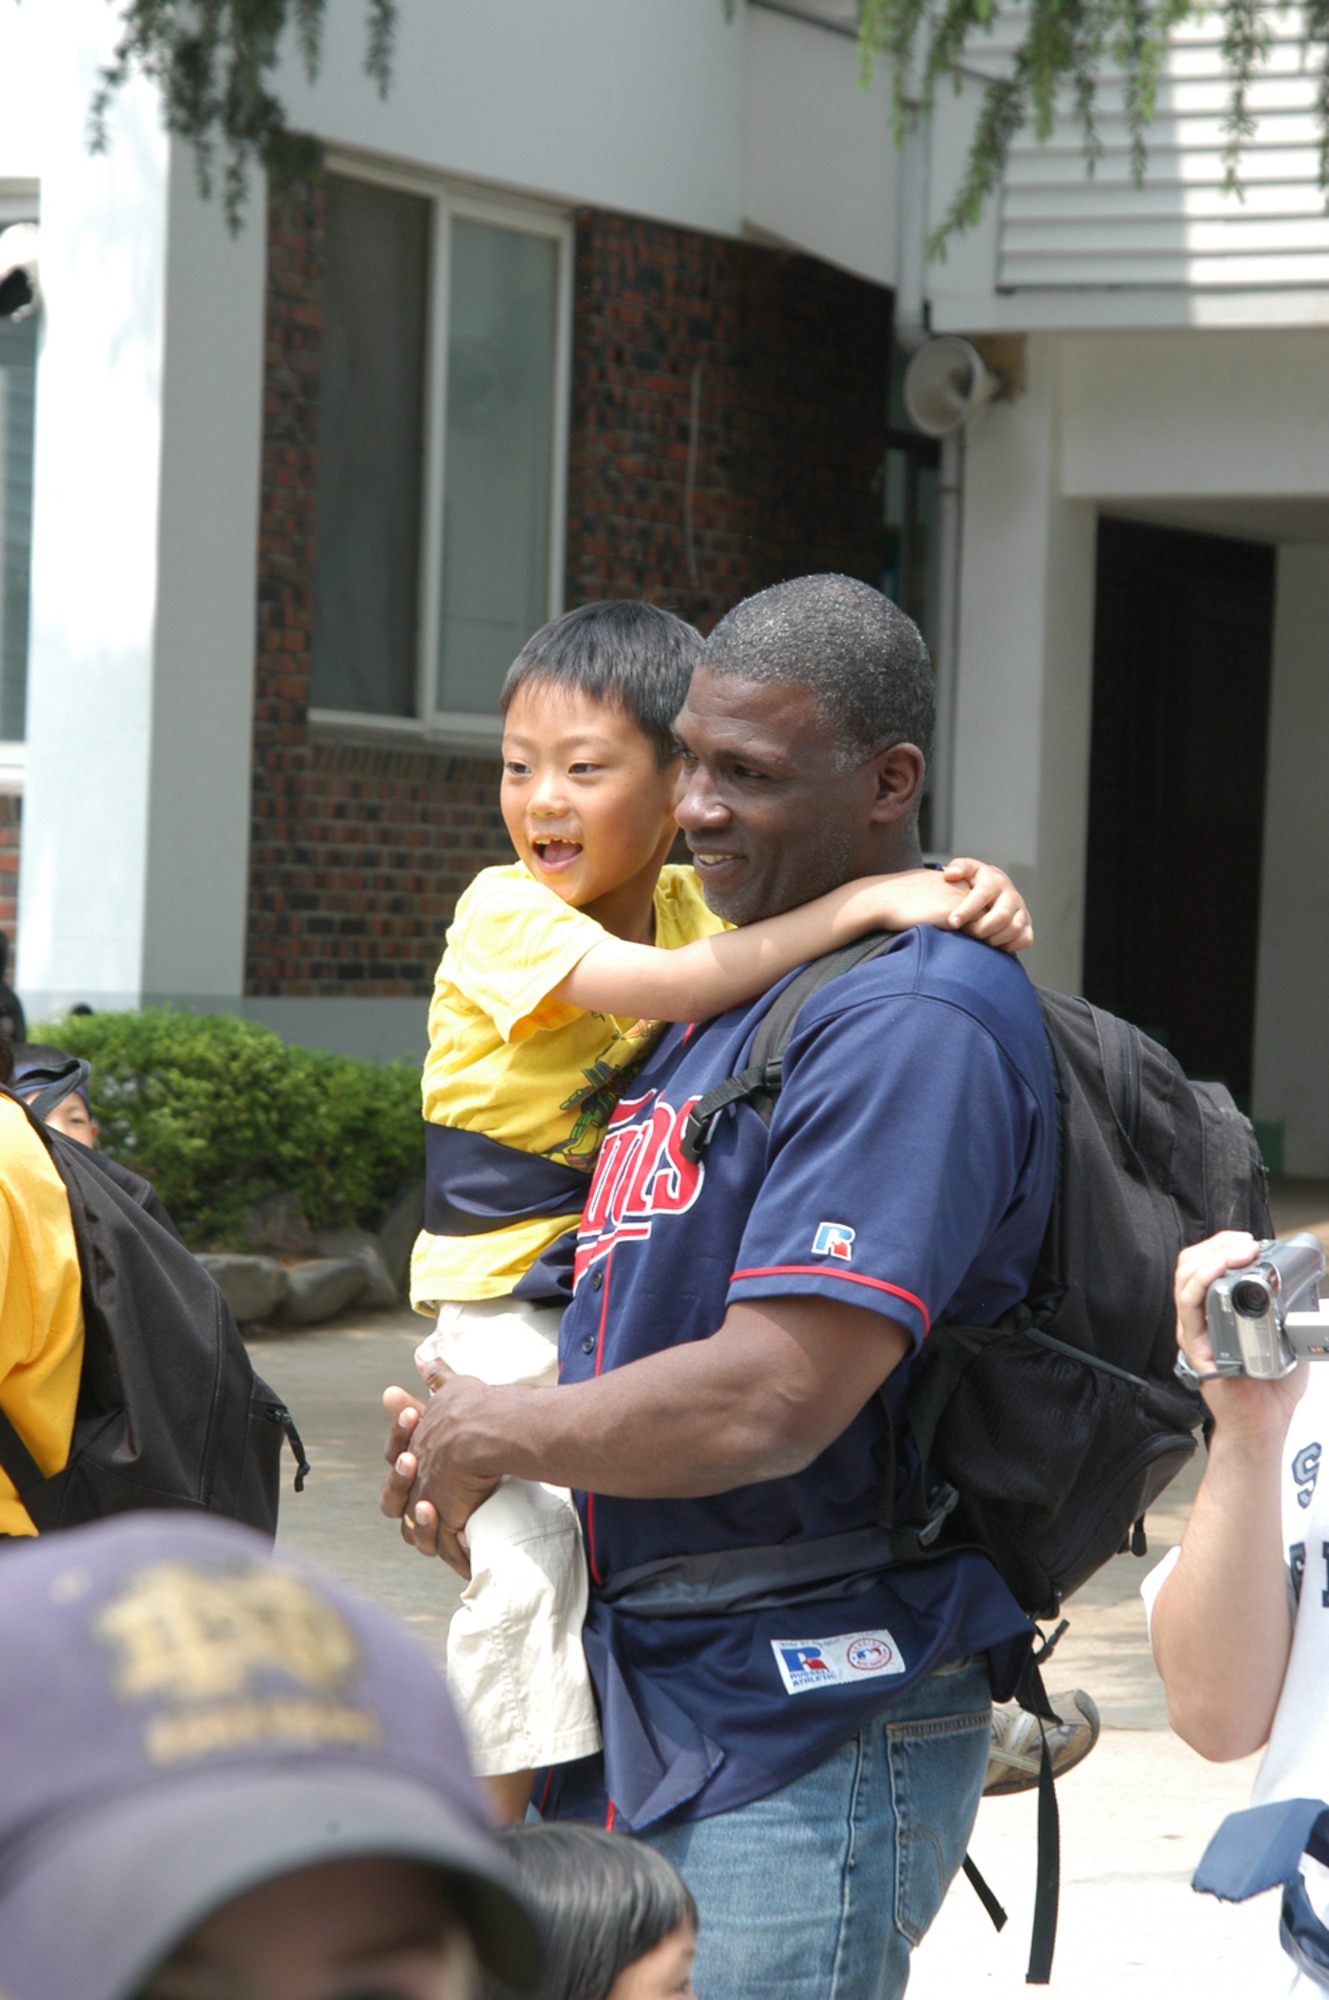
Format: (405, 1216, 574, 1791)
(1205, 1232, 1329, 1379)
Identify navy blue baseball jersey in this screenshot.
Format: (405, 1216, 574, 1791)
(540, 926, 1058, 1833)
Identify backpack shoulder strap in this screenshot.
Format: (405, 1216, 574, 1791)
(681, 931, 897, 1163)
(0, 1399, 43, 1498)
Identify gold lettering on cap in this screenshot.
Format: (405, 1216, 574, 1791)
(147, 1697, 381, 1764)
(95, 1561, 360, 1706)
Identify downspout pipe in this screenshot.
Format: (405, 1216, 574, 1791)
(892, 78, 961, 854)
(894, 71, 929, 355)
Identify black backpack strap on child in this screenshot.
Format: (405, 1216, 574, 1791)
(0, 1071, 309, 1535)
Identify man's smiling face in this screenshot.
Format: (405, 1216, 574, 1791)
(674, 666, 894, 927)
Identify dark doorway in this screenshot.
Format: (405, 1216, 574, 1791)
(1082, 515, 1275, 1103)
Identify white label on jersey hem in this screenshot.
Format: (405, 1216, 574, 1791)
(771, 1629, 907, 1694)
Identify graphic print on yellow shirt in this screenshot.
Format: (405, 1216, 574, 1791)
(411, 863, 725, 1307)
(0, 1095, 85, 1534)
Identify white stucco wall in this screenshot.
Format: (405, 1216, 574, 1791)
(18, 2, 169, 1015)
(139, 148, 265, 1008)
(949, 338, 1097, 994)
(276, 0, 747, 235)
(14, 0, 265, 1020)
(1061, 330, 1329, 502)
(742, 5, 897, 284)
(1251, 546, 1329, 1176)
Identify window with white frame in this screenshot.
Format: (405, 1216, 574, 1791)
(0, 196, 38, 748)
(310, 167, 571, 740)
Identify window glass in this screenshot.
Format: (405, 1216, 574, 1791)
(311, 175, 429, 716)
(0, 309, 36, 742)
(435, 218, 557, 716)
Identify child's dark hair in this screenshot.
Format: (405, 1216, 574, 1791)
(493, 1823, 697, 2000)
(500, 602, 702, 770)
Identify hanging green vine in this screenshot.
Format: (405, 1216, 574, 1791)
(860, 0, 1328, 253)
(88, 0, 397, 229)
(88, 1, 1325, 251)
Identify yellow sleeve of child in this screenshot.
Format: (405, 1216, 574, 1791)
(0, 1099, 85, 1536)
(443, 865, 610, 1043)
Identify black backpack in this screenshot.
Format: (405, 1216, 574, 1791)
(683, 933, 1270, 1619)
(0, 1064, 308, 1536)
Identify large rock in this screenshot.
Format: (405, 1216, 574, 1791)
(376, 1179, 425, 1291)
(312, 1228, 400, 1310)
(245, 1189, 319, 1258)
(197, 1253, 288, 1325)
(281, 1258, 368, 1326)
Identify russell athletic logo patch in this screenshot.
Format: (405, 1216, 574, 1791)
(811, 1221, 856, 1262)
(772, 1628, 906, 1695)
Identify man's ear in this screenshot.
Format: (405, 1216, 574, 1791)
(867, 743, 926, 825)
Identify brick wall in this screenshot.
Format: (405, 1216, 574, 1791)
(0, 793, 19, 953)
(246, 187, 891, 998)
(566, 211, 892, 630)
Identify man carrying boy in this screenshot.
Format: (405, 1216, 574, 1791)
(407, 600, 1027, 1824)
(385, 575, 1057, 2000)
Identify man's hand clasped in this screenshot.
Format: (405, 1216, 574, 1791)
(380, 1366, 499, 1577)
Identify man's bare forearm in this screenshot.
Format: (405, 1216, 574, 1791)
(436, 1357, 797, 1498)
(408, 1295, 910, 1505)
(1151, 1421, 1293, 1761)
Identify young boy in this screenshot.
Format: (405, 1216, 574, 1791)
(407, 600, 1031, 1818)
(13, 1043, 100, 1148)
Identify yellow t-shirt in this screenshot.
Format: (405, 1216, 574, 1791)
(0, 1096, 85, 1534)
(410, 863, 725, 1307)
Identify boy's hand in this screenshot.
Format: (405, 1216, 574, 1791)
(942, 858, 1033, 952)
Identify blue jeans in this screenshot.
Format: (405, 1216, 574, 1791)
(643, 1654, 991, 2000)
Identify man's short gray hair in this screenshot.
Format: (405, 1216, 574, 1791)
(700, 574, 934, 767)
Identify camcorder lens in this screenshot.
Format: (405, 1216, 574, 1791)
(1231, 1279, 1271, 1318)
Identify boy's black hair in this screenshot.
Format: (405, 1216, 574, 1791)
(500, 602, 702, 769)
(493, 1823, 698, 2000)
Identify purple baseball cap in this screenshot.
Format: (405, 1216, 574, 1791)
(0, 1513, 543, 2000)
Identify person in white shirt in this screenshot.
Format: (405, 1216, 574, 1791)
(1143, 1230, 1329, 1993)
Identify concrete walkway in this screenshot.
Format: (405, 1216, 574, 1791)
(253, 1174, 1329, 1998)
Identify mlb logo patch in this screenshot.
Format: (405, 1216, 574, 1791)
(812, 1221, 855, 1262)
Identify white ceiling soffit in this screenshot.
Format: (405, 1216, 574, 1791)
(0, 185, 39, 229)
(963, 8, 1329, 292)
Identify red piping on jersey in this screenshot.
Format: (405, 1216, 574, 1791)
(538, 1768, 554, 1815)
(593, 1250, 612, 1378)
(585, 1492, 601, 1586)
(584, 1251, 613, 1587)
(729, 1264, 931, 1334)
(605, 1799, 618, 1831)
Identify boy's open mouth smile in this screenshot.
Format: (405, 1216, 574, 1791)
(530, 836, 584, 871)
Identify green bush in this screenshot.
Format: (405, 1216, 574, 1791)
(31, 1008, 424, 1247)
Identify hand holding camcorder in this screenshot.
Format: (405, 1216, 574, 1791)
(1199, 1232, 1329, 1381)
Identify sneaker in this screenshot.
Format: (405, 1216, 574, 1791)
(983, 1688, 1101, 1797)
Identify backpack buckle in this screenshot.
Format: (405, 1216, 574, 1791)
(681, 1101, 723, 1164)
(887, 1483, 960, 1563)
(917, 1482, 960, 1548)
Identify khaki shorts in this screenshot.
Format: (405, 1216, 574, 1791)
(416, 1298, 601, 1776)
